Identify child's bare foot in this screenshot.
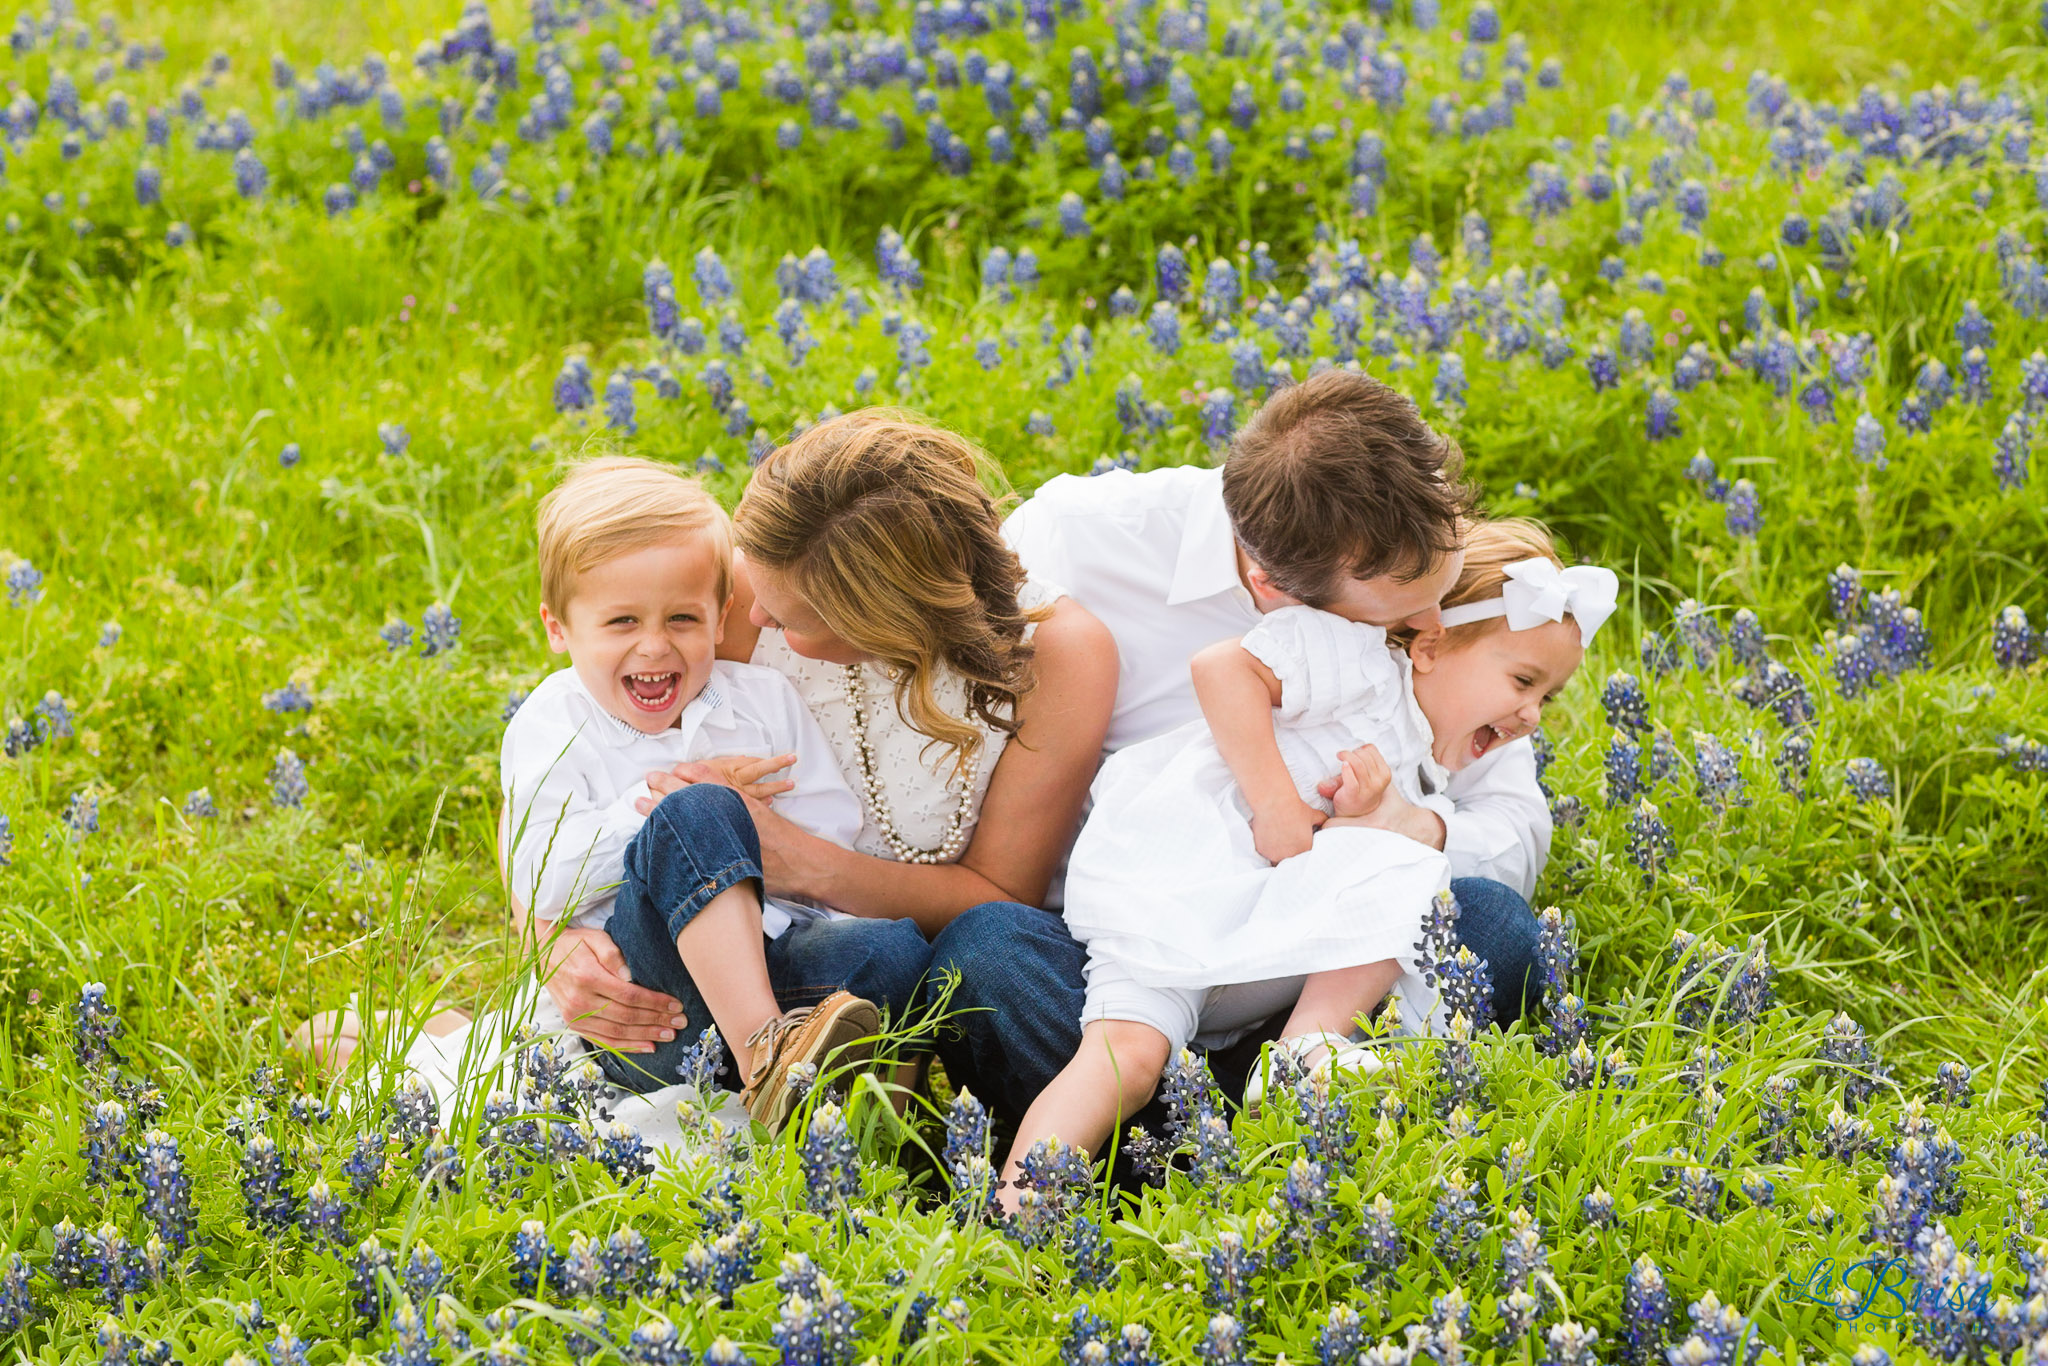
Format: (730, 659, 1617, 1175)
(290, 1006, 472, 1074)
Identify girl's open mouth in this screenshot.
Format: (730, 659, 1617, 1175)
(1470, 723, 1512, 761)
(622, 671, 681, 711)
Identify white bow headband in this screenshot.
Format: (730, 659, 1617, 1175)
(1436, 557, 1620, 648)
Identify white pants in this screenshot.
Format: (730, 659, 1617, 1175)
(1081, 952, 1308, 1056)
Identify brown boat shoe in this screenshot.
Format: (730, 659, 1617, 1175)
(738, 990, 882, 1132)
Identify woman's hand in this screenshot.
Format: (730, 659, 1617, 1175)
(632, 753, 798, 816)
(1250, 794, 1326, 864)
(539, 927, 688, 1054)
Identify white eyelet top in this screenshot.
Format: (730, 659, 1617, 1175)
(749, 579, 1063, 865)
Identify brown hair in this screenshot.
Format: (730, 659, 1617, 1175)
(1220, 369, 1472, 606)
(733, 409, 1048, 772)
(1395, 517, 1566, 651)
(536, 456, 733, 618)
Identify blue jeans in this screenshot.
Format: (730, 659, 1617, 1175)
(924, 877, 1541, 1128)
(600, 784, 934, 1094)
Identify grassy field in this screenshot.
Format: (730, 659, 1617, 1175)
(2, 0, 2047, 1359)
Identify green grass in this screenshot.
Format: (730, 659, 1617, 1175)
(1, 0, 2046, 1359)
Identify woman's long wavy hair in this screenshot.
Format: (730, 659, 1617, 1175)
(733, 408, 1048, 774)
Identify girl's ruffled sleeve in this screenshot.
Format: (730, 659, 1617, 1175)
(1241, 606, 1398, 726)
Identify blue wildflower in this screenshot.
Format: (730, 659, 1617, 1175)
(1724, 479, 1761, 537)
(268, 749, 308, 808)
(1844, 757, 1891, 802)
(421, 603, 460, 656)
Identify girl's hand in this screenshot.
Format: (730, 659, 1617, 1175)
(1251, 795, 1325, 865)
(539, 928, 688, 1054)
(633, 753, 798, 814)
(1328, 744, 1394, 819)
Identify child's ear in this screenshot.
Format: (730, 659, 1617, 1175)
(714, 591, 734, 644)
(540, 603, 570, 654)
(1408, 625, 1446, 673)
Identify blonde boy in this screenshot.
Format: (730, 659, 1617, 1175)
(505, 456, 897, 1128)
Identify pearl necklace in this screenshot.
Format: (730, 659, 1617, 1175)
(840, 663, 980, 865)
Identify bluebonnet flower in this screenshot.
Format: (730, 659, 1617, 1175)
(1994, 410, 2031, 490)
(693, 247, 734, 306)
(0, 1252, 38, 1336)
(323, 183, 356, 217)
(1601, 671, 1650, 734)
(63, 789, 100, 839)
(83, 1098, 133, 1191)
(1685, 452, 1729, 501)
(1844, 757, 1891, 801)
(1724, 479, 1761, 537)
(1604, 731, 1643, 809)
(1691, 732, 1745, 810)
(800, 1100, 861, 1214)
(240, 1133, 297, 1230)
(1669, 1291, 1762, 1366)
(1155, 244, 1190, 303)
(770, 1280, 859, 1366)
(973, 337, 1002, 371)
(379, 617, 415, 653)
(35, 691, 74, 738)
(421, 603, 460, 656)
(1426, 1168, 1487, 1268)
(717, 311, 749, 355)
(1645, 386, 1680, 440)
(1896, 391, 1931, 433)
(1956, 298, 1993, 352)
(6, 559, 44, 606)
(1057, 192, 1088, 238)
(1195, 1313, 1248, 1366)
(1145, 303, 1182, 356)
(265, 748, 306, 806)
(1433, 353, 1467, 409)
(1851, 410, 1887, 467)
(1585, 343, 1618, 392)
(135, 1129, 198, 1253)
(1200, 389, 1238, 448)
(1626, 799, 1675, 884)
(1202, 259, 1240, 318)
(1959, 347, 1991, 405)
(378, 423, 410, 457)
(234, 147, 267, 198)
(1774, 731, 1813, 797)
(0, 811, 10, 866)
(1993, 606, 2039, 669)
(1817, 1011, 1892, 1112)
(262, 682, 313, 715)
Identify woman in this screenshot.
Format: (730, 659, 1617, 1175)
(545, 407, 1119, 1100)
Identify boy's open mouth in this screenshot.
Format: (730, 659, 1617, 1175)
(622, 671, 681, 712)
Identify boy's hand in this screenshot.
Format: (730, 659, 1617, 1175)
(634, 752, 797, 814)
(1328, 744, 1394, 819)
(1250, 795, 1325, 865)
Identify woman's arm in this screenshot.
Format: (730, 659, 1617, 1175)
(1191, 637, 1323, 863)
(648, 598, 1119, 934)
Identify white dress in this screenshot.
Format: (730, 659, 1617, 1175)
(1063, 606, 1453, 991)
(378, 581, 1062, 1162)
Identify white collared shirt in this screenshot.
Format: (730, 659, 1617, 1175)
(1003, 464, 1551, 899)
(500, 661, 863, 935)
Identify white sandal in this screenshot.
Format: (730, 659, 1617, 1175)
(1244, 1031, 1387, 1114)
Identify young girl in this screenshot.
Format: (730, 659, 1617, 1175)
(998, 520, 1616, 1197)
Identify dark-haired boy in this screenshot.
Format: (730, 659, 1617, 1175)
(929, 369, 1546, 1127)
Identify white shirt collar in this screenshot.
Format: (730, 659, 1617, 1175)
(1166, 471, 1247, 606)
(569, 669, 740, 749)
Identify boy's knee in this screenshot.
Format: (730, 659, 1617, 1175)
(652, 781, 747, 832)
(1094, 1021, 1172, 1099)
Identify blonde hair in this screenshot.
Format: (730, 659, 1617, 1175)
(1395, 517, 1566, 651)
(536, 456, 733, 618)
(734, 408, 1048, 772)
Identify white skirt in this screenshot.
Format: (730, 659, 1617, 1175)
(1064, 736, 1451, 989)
